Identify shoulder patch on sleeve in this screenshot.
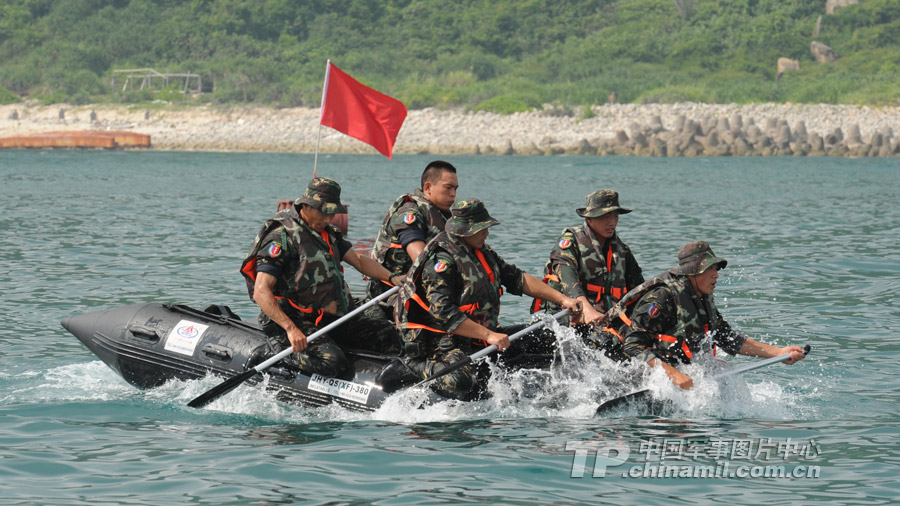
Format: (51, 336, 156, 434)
(433, 252, 454, 273)
(403, 210, 416, 225)
(268, 242, 282, 258)
(558, 234, 575, 249)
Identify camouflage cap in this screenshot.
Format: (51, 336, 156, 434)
(445, 198, 500, 237)
(576, 190, 632, 218)
(669, 241, 728, 276)
(295, 177, 347, 215)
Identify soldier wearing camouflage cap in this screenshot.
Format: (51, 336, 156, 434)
(383, 198, 582, 399)
(240, 177, 405, 377)
(596, 241, 806, 390)
(366, 161, 459, 308)
(534, 189, 644, 330)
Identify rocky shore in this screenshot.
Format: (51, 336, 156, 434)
(2, 102, 899, 156)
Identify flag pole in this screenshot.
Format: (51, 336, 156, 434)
(314, 59, 332, 179)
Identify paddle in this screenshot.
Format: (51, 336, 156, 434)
(409, 308, 571, 391)
(594, 344, 811, 415)
(188, 285, 400, 408)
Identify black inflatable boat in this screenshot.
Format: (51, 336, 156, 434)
(61, 302, 430, 411)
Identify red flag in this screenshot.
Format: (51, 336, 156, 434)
(319, 61, 407, 158)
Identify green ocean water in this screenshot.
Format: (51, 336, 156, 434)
(1, 151, 898, 505)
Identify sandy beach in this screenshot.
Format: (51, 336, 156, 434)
(2, 102, 899, 156)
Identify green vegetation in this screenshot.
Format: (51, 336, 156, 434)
(1, 0, 898, 112)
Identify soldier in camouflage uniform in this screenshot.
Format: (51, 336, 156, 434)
(602, 241, 806, 390)
(389, 199, 582, 400)
(533, 190, 643, 328)
(366, 161, 459, 308)
(240, 178, 405, 377)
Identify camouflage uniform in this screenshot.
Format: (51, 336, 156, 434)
(599, 241, 747, 365)
(394, 199, 553, 400)
(366, 189, 450, 301)
(534, 190, 643, 317)
(240, 178, 401, 377)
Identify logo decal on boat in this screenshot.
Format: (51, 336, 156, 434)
(177, 325, 200, 338)
(434, 260, 448, 272)
(164, 320, 209, 356)
(403, 211, 416, 224)
(268, 242, 282, 257)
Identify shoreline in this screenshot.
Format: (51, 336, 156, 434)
(2, 103, 899, 156)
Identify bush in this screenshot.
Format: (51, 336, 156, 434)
(472, 94, 538, 114)
(637, 85, 707, 104)
(0, 84, 19, 104)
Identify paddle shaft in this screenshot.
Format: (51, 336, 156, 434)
(411, 308, 571, 390)
(188, 285, 400, 408)
(251, 285, 400, 373)
(713, 345, 809, 380)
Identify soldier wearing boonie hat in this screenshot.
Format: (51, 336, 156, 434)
(367, 161, 459, 306)
(598, 241, 807, 392)
(534, 189, 644, 332)
(295, 177, 348, 215)
(384, 198, 583, 399)
(240, 177, 404, 378)
(444, 198, 501, 236)
(576, 189, 632, 218)
(669, 241, 727, 276)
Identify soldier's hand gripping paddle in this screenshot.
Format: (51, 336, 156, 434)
(188, 286, 400, 408)
(409, 309, 571, 391)
(594, 344, 811, 416)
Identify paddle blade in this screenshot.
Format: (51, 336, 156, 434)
(595, 389, 651, 416)
(188, 369, 258, 408)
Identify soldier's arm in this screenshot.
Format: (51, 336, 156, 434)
(403, 237, 426, 262)
(451, 319, 511, 351)
(420, 254, 468, 332)
(738, 338, 807, 364)
(710, 314, 748, 355)
(522, 273, 585, 322)
(392, 206, 429, 262)
(548, 247, 603, 324)
(623, 290, 693, 389)
(548, 233, 588, 299)
(397, 227, 426, 262)
(419, 253, 507, 349)
(423, 261, 513, 351)
(252, 272, 308, 352)
(342, 247, 403, 286)
(621, 289, 677, 361)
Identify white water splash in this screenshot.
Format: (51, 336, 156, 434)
(15, 316, 820, 423)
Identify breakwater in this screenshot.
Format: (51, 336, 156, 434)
(2, 102, 898, 156)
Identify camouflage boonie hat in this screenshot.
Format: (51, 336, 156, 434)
(295, 177, 347, 215)
(670, 241, 727, 276)
(445, 199, 500, 236)
(576, 190, 632, 218)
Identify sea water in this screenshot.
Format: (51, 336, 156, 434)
(1, 151, 898, 504)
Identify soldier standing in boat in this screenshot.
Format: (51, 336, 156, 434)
(240, 177, 405, 376)
(367, 160, 459, 313)
(389, 199, 583, 400)
(600, 241, 806, 389)
(533, 189, 643, 328)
